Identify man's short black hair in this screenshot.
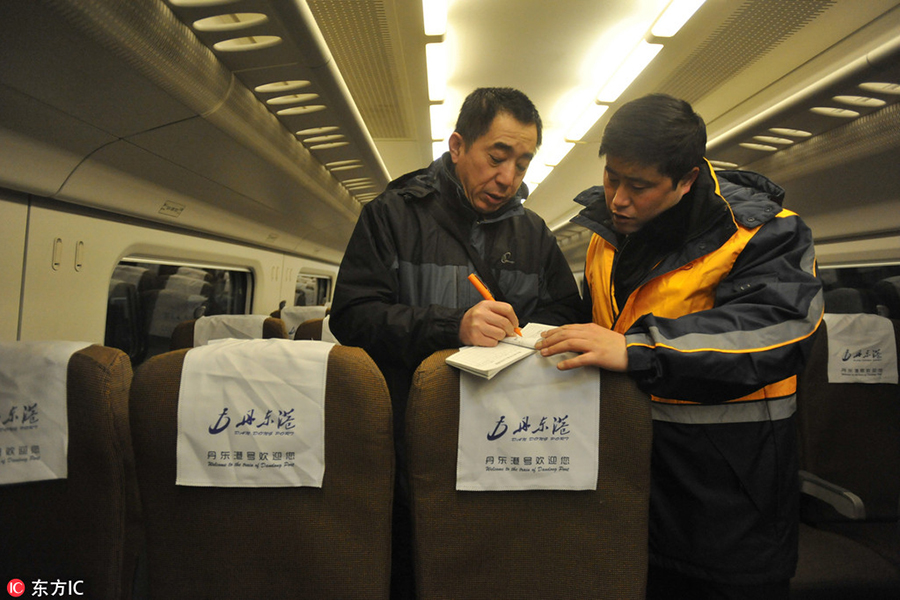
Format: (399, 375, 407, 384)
(599, 93, 706, 185)
(455, 87, 543, 148)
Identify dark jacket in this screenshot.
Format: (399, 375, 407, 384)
(573, 162, 824, 584)
(331, 154, 583, 449)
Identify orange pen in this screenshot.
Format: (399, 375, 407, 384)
(467, 273, 523, 336)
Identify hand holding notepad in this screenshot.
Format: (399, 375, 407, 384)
(446, 322, 556, 379)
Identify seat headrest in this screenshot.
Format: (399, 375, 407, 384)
(176, 338, 334, 487)
(193, 314, 268, 346)
(280, 306, 328, 337)
(822, 313, 898, 384)
(0, 341, 91, 484)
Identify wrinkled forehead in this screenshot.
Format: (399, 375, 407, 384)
(476, 112, 538, 158)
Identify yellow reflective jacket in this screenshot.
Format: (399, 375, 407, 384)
(573, 162, 823, 410)
(571, 162, 824, 583)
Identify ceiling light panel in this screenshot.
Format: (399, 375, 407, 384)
(832, 95, 887, 108)
(739, 142, 778, 152)
(255, 80, 311, 93)
(169, 0, 242, 6)
(752, 135, 794, 145)
(422, 0, 448, 36)
(809, 106, 861, 118)
(297, 126, 340, 136)
(651, 0, 707, 38)
(303, 134, 346, 144)
(706, 40, 900, 170)
(166, 0, 390, 204)
(426, 42, 448, 101)
(768, 128, 812, 138)
(596, 41, 663, 103)
(326, 160, 362, 168)
(709, 160, 739, 169)
(213, 35, 283, 52)
(192, 13, 269, 32)
(277, 105, 327, 116)
(859, 82, 900, 95)
(266, 93, 320, 105)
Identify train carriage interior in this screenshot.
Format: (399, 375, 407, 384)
(2, 0, 900, 597)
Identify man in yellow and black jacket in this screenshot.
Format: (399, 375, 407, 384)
(538, 94, 824, 599)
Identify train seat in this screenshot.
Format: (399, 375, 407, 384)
(140, 288, 208, 355)
(113, 264, 158, 293)
(169, 314, 288, 350)
(128, 342, 394, 599)
(173, 266, 214, 282)
(106, 279, 145, 362)
(158, 274, 213, 297)
(792, 315, 900, 597)
(405, 349, 652, 599)
(823, 286, 882, 314)
(276, 305, 328, 338)
(0, 343, 141, 599)
(875, 276, 900, 318)
(293, 317, 324, 340)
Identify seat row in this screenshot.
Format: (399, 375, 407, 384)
(791, 315, 900, 598)
(3, 313, 898, 598)
(0, 332, 653, 599)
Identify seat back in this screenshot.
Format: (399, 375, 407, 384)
(129, 344, 394, 599)
(0, 344, 141, 599)
(823, 287, 881, 314)
(406, 349, 652, 599)
(796, 316, 900, 521)
(106, 279, 145, 362)
(277, 305, 329, 338)
(875, 276, 900, 318)
(169, 315, 288, 350)
(140, 288, 208, 358)
(792, 316, 900, 596)
(293, 317, 324, 340)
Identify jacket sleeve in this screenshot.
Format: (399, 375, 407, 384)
(527, 225, 591, 326)
(624, 212, 824, 402)
(329, 199, 464, 371)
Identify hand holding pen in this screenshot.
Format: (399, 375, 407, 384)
(458, 274, 523, 346)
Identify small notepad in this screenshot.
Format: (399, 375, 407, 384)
(446, 322, 555, 380)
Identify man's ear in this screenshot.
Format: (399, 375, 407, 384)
(448, 132, 464, 164)
(678, 166, 700, 194)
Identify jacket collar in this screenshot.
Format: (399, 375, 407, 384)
(715, 169, 785, 228)
(389, 153, 528, 223)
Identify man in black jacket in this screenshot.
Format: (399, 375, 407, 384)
(331, 87, 583, 597)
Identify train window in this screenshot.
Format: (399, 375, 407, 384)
(819, 264, 900, 318)
(295, 274, 331, 306)
(105, 259, 251, 366)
